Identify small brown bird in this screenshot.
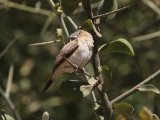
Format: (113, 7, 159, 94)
(42, 30, 94, 92)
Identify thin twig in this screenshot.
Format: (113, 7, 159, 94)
(0, 37, 17, 60)
(0, 66, 21, 120)
(47, 0, 69, 42)
(93, 5, 131, 20)
(0, 0, 51, 16)
(40, 15, 55, 36)
(132, 30, 160, 42)
(47, 0, 56, 9)
(28, 40, 61, 46)
(111, 69, 160, 104)
(5, 65, 14, 98)
(66, 17, 78, 30)
(60, 14, 69, 38)
(142, 0, 160, 16)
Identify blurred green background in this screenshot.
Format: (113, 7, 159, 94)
(0, 0, 160, 120)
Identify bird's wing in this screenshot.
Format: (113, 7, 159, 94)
(53, 40, 79, 72)
(42, 40, 79, 93)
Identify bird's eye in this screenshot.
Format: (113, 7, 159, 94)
(77, 32, 80, 35)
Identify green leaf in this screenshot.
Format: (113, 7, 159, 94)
(112, 103, 134, 120)
(138, 84, 160, 94)
(60, 80, 88, 100)
(99, 38, 135, 56)
(101, 65, 112, 92)
(61, 0, 82, 15)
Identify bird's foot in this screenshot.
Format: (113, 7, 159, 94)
(73, 64, 79, 72)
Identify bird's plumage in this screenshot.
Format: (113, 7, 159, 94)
(53, 40, 79, 72)
(42, 30, 94, 92)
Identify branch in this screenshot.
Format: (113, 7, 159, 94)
(93, 5, 131, 20)
(66, 17, 78, 30)
(40, 15, 55, 36)
(132, 30, 160, 42)
(111, 69, 160, 104)
(92, 52, 113, 119)
(142, 0, 160, 16)
(47, 0, 69, 43)
(0, 37, 17, 60)
(82, 0, 113, 119)
(0, 0, 52, 16)
(28, 40, 61, 46)
(0, 65, 21, 120)
(5, 65, 14, 98)
(60, 14, 69, 38)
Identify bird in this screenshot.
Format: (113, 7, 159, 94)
(42, 30, 94, 92)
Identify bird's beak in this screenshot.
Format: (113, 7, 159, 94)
(69, 32, 78, 40)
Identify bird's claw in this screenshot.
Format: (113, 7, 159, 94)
(73, 64, 79, 72)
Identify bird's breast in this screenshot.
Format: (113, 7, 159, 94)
(68, 44, 93, 68)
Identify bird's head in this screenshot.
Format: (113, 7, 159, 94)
(69, 30, 93, 41)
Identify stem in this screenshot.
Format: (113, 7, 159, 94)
(111, 69, 160, 104)
(0, 0, 51, 16)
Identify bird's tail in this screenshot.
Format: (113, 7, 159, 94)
(42, 79, 53, 93)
